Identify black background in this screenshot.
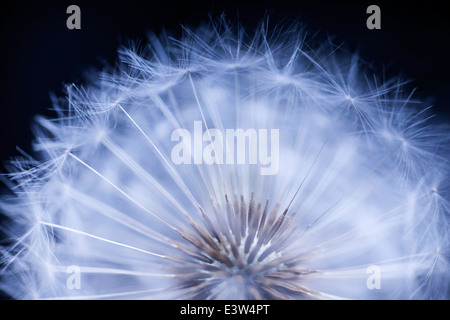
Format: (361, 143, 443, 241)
(0, 0, 449, 300)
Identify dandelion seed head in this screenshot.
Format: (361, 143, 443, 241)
(1, 17, 449, 300)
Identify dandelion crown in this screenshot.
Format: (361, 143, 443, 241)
(1, 17, 449, 299)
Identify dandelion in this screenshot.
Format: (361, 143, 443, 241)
(1, 17, 449, 300)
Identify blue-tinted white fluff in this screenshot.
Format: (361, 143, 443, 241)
(1, 18, 449, 299)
